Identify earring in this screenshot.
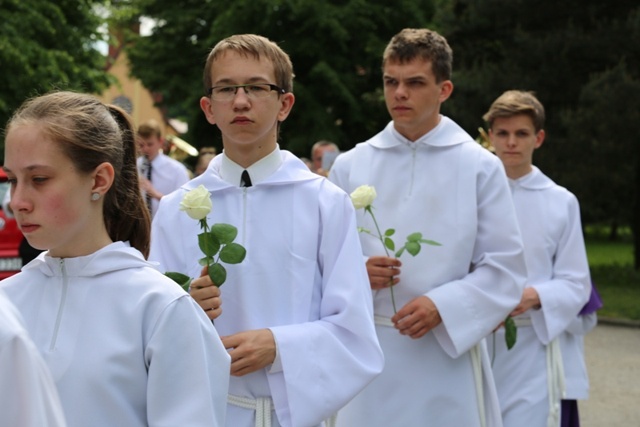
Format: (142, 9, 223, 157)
(91, 192, 101, 201)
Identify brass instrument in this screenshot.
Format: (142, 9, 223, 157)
(166, 135, 199, 161)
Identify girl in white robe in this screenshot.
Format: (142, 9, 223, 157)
(1, 91, 230, 427)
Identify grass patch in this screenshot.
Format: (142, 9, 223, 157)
(585, 236, 639, 321)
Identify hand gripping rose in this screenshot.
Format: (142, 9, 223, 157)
(165, 185, 247, 290)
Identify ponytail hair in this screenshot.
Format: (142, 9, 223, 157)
(5, 91, 151, 257)
(105, 105, 151, 257)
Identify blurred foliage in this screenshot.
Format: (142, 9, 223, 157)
(113, 0, 437, 156)
(0, 0, 112, 163)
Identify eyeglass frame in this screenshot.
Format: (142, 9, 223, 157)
(206, 83, 286, 101)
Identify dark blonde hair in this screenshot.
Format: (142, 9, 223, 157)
(5, 91, 151, 257)
(383, 28, 453, 83)
(202, 34, 294, 95)
(137, 119, 162, 139)
(483, 90, 546, 132)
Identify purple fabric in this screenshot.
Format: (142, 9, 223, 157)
(579, 282, 603, 316)
(561, 399, 580, 427)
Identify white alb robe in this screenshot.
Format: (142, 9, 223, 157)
(0, 289, 67, 427)
(489, 167, 591, 427)
(1, 242, 230, 427)
(150, 151, 384, 427)
(329, 118, 527, 427)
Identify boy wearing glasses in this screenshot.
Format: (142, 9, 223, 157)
(329, 28, 526, 426)
(150, 34, 383, 427)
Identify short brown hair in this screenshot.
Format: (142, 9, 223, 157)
(383, 28, 453, 83)
(202, 34, 294, 95)
(483, 90, 546, 131)
(137, 119, 162, 139)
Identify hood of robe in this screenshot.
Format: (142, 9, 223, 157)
(509, 166, 555, 191)
(22, 241, 153, 278)
(369, 116, 474, 149)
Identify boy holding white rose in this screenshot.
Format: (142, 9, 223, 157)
(149, 34, 383, 427)
(329, 28, 527, 426)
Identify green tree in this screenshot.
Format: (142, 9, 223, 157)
(0, 0, 111, 163)
(117, 0, 437, 157)
(437, 0, 640, 268)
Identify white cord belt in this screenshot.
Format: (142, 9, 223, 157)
(227, 394, 338, 427)
(228, 394, 275, 427)
(546, 338, 566, 427)
(375, 315, 486, 427)
(470, 343, 487, 427)
(374, 314, 394, 327)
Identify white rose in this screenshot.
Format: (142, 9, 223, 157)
(350, 185, 377, 209)
(179, 185, 212, 220)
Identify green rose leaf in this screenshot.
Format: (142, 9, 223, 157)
(211, 223, 238, 244)
(198, 256, 209, 266)
(208, 262, 227, 287)
(395, 247, 406, 258)
(384, 237, 396, 251)
(385, 228, 396, 237)
(407, 232, 423, 242)
(406, 241, 421, 256)
(504, 316, 518, 350)
(164, 272, 192, 292)
(420, 239, 442, 246)
(219, 243, 247, 264)
(198, 231, 220, 257)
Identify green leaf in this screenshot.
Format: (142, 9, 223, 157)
(407, 232, 423, 242)
(395, 247, 406, 258)
(208, 262, 227, 287)
(504, 316, 518, 350)
(164, 272, 192, 292)
(198, 231, 220, 257)
(420, 239, 442, 246)
(384, 237, 395, 251)
(211, 223, 238, 244)
(198, 256, 209, 266)
(219, 243, 247, 264)
(405, 241, 421, 256)
(384, 228, 396, 236)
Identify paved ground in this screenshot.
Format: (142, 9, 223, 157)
(580, 322, 640, 426)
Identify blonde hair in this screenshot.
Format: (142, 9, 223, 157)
(483, 90, 546, 131)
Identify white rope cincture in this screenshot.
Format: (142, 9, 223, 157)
(470, 343, 487, 427)
(373, 314, 394, 327)
(228, 394, 274, 427)
(228, 394, 338, 427)
(546, 338, 566, 427)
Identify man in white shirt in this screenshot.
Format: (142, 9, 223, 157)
(136, 119, 190, 218)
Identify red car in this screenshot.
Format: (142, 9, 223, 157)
(0, 168, 22, 280)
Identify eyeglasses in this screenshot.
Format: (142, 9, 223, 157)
(207, 83, 285, 101)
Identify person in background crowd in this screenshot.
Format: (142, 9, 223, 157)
(329, 28, 526, 427)
(195, 146, 217, 176)
(484, 90, 591, 427)
(2, 91, 230, 427)
(136, 119, 190, 218)
(310, 140, 339, 176)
